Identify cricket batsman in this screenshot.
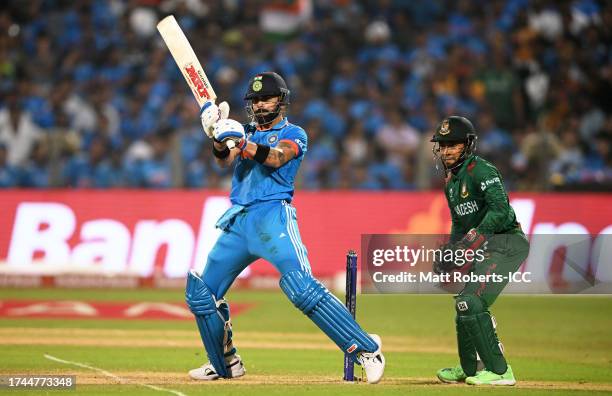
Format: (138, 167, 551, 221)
(186, 71, 385, 383)
(430, 116, 530, 385)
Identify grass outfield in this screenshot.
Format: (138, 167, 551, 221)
(0, 288, 611, 395)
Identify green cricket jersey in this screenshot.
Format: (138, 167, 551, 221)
(444, 155, 520, 242)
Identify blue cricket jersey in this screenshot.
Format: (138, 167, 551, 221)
(230, 117, 308, 206)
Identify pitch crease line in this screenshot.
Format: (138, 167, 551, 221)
(44, 354, 187, 396)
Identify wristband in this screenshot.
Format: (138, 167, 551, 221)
(254, 144, 270, 164)
(212, 144, 230, 159)
(236, 138, 248, 151)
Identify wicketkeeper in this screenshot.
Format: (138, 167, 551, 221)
(431, 116, 530, 386)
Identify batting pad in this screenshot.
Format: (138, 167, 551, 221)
(185, 271, 229, 378)
(280, 270, 378, 360)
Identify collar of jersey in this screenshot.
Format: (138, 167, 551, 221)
(451, 155, 475, 179)
(256, 117, 288, 132)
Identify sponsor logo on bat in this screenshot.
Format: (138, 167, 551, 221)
(184, 64, 211, 99)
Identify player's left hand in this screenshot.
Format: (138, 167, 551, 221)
(213, 119, 247, 150)
(433, 231, 487, 274)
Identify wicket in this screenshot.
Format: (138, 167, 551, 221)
(343, 250, 358, 381)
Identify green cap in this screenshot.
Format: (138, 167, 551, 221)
(430, 116, 476, 142)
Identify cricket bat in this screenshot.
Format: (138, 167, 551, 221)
(157, 15, 217, 107)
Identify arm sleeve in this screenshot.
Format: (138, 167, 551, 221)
(445, 189, 462, 243)
(280, 127, 308, 158)
(450, 218, 462, 243)
(475, 166, 512, 235)
(449, 205, 462, 243)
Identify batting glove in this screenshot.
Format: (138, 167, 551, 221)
(200, 100, 230, 138)
(213, 119, 247, 150)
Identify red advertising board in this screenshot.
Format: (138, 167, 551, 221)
(0, 191, 610, 281)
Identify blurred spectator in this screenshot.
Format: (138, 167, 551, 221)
(0, 143, 19, 187)
(353, 161, 382, 190)
(474, 50, 524, 130)
(0, 0, 609, 191)
(515, 122, 562, 191)
(132, 131, 174, 188)
(21, 139, 51, 187)
(583, 131, 612, 182)
(368, 144, 403, 189)
(398, 161, 417, 190)
(549, 125, 584, 186)
(62, 136, 115, 188)
(0, 92, 43, 166)
(185, 146, 210, 189)
(343, 121, 368, 164)
(528, 0, 563, 41)
(478, 112, 515, 156)
(301, 119, 337, 189)
(375, 109, 420, 168)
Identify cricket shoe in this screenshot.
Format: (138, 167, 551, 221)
(465, 365, 516, 386)
(356, 334, 385, 384)
(188, 354, 246, 380)
(437, 365, 467, 383)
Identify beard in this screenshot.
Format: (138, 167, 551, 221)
(253, 105, 280, 126)
(254, 109, 272, 117)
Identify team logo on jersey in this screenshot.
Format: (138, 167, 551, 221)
(268, 134, 278, 144)
(461, 182, 469, 198)
(252, 80, 263, 92)
(439, 119, 450, 135)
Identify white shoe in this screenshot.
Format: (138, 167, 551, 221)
(188, 354, 246, 380)
(356, 334, 385, 384)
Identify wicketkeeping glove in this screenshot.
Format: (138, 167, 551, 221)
(433, 242, 455, 274)
(455, 228, 488, 252)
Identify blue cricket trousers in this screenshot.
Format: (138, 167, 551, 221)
(202, 200, 310, 298)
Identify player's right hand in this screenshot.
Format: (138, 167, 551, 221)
(213, 119, 247, 150)
(200, 100, 230, 138)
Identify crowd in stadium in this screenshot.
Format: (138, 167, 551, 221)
(0, 0, 610, 190)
